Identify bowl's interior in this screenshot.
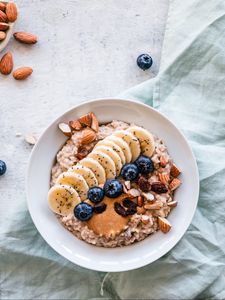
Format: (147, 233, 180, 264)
(26, 98, 199, 272)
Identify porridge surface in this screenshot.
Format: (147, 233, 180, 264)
(50, 120, 178, 247)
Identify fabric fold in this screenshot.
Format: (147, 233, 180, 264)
(1, 0, 225, 299)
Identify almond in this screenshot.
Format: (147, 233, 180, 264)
(14, 32, 38, 44)
(80, 128, 96, 145)
(127, 188, 140, 198)
(144, 203, 162, 210)
(6, 2, 17, 22)
(69, 120, 82, 131)
(0, 2, 6, 11)
(141, 215, 150, 225)
(0, 22, 9, 30)
(0, 30, 6, 40)
(137, 206, 146, 215)
(0, 52, 13, 75)
(160, 155, 168, 167)
(169, 178, 181, 191)
(158, 173, 170, 185)
(91, 112, 99, 132)
(124, 180, 131, 190)
(58, 123, 72, 137)
(122, 183, 128, 193)
(142, 192, 154, 201)
(170, 163, 181, 178)
(167, 201, 178, 208)
(158, 217, 172, 233)
(13, 67, 33, 80)
(0, 10, 7, 22)
(78, 113, 92, 127)
(25, 133, 37, 145)
(122, 181, 131, 193)
(137, 195, 144, 207)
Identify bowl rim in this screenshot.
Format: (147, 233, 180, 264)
(26, 97, 199, 272)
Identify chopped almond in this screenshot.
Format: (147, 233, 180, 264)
(91, 112, 99, 132)
(69, 120, 82, 131)
(158, 217, 172, 233)
(169, 178, 181, 191)
(170, 163, 181, 177)
(78, 113, 92, 127)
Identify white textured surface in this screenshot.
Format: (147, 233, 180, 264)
(0, 1, 168, 214)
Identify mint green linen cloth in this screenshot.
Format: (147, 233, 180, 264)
(1, 0, 225, 299)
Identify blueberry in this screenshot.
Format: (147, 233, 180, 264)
(137, 54, 153, 71)
(135, 155, 154, 174)
(104, 179, 123, 198)
(0, 160, 6, 176)
(120, 163, 139, 181)
(88, 187, 104, 203)
(74, 202, 93, 221)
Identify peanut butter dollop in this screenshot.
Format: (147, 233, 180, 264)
(87, 194, 130, 238)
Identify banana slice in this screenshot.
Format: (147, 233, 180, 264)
(93, 145, 122, 176)
(48, 184, 81, 215)
(88, 150, 116, 179)
(56, 172, 89, 200)
(68, 164, 98, 188)
(105, 135, 132, 163)
(79, 157, 106, 185)
(127, 126, 155, 157)
(113, 130, 141, 161)
(95, 140, 126, 165)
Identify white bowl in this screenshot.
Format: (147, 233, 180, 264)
(0, 22, 14, 52)
(0, 1, 17, 53)
(26, 98, 199, 272)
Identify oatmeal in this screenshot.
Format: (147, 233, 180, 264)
(48, 112, 182, 248)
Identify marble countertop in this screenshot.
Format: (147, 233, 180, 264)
(1, 0, 168, 215)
